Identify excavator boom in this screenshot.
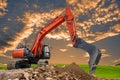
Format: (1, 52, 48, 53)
(31, 15, 65, 57)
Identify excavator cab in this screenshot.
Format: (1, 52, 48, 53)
(41, 44, 50, 59)
(37, 45, 50, 66)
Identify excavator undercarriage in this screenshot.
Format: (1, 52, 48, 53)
(7, 59, 30, 70)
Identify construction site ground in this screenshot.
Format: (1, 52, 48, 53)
(0, 63, 120, 80)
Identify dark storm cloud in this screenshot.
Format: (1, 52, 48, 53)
(0, 0, 28, 50)
(21, 0, 66, 12)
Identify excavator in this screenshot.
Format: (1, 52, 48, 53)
(7, 7, 101, 74)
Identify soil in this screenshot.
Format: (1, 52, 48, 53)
(0, 63, 119, 80)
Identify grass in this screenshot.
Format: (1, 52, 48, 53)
(94, 65, 120, 78)
(56, 64, 120, 79)
(0, 64, 120, 78)
(31, 64, 37, 67)
(0, 65, 7, 70)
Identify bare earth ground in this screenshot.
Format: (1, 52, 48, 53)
(0, 63, 119, 80)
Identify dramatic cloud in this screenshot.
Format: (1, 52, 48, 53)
(69, 55, 76, 58)
(59, 49, 67, 52)
(0, 53, 11, 59)
(0, 0, 7, 17)
(2, 26, 8, 33)
(66, 44, 72, 47)
(14, 0, 120, 44)
(113, 58, 120, 63)
(66, 0, 120, 42)
(84, 52, 89, 58)
(100, 49, 111, 58)
(1, 0, 120, 54)
(112, 24, 120, 32)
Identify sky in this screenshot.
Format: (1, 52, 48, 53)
(0, 0, 120, 65)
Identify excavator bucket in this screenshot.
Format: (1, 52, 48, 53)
(74, 38, 101, 74)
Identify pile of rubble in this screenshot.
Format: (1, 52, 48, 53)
(0, 63, 119, 80)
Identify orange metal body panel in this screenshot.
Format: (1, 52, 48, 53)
(12, 48, 24, 58)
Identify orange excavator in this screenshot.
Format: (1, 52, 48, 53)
(7, 7, 101, 74)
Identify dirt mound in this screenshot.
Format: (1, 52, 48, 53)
(54, 63, 97, 80)
(0, 63, 119, 80)
(65, 63, 96, 80)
